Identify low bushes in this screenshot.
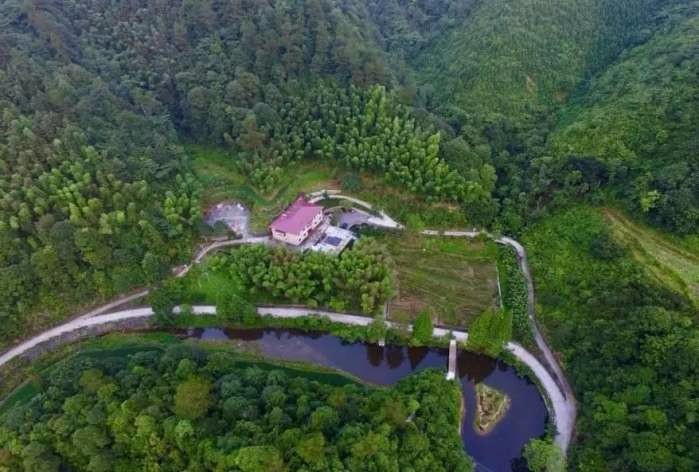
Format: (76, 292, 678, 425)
(496, 246, 534, 348)
(466, 309, 512, 357)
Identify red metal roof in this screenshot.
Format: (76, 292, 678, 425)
(270, 196, 323, 234)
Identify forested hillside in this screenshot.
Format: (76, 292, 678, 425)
(0, 0, 478, 343)
(551, 2, 699, 233)
(414, 0, 669, 120)
(524, 208, 699, 471)
(1, 1, 699, 469)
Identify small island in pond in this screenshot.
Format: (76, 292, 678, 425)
(474, 383, 511, 434)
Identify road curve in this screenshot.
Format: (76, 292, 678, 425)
(0, 304, 569, 451)
(424, 230, 577, 451)
(0, 308, 153, 368)
(498, 236, 577, 450)
(307, 190, 404, 229)
(0, 236, 271, 363)
(1, 193, 575, 452)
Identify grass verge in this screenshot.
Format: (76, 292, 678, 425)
(604, 207, 699, 307)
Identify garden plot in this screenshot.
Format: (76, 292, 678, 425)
(381, 233, 500, 329)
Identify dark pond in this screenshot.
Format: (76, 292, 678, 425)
(190, 327, 547, 472)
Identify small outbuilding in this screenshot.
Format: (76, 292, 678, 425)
(310, 225, 356, 255)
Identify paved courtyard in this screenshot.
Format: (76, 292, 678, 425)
(336, 208, 371, 229)
(205, 202, 251, 237)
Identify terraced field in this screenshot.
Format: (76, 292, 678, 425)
(380, 233, 500, 328)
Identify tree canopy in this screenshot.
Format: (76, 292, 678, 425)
(219, 238, 393, 315)
(0, 344, 472, 471)
(524, 208, 699, 471)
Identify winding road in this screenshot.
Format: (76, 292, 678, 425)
(0, 193, 576, 452)
(498, 237, 577, 450)
(419, 230, 576, 450)
(0, 304, 572, 451)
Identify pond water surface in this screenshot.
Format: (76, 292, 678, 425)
(190, 328, 547, 472)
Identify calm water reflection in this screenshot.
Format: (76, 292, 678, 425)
(189, 328, 547, 472)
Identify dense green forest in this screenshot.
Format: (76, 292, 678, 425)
(215, 238, 393, 314)
(414, 0, 671, 118)
(1, 0, 697, 337)
(0, 0, 495, 345)
(1, 0, 699, 470)
(524, 207, 699, 471)
(550, 2, 699, 233)
(225, 83, 495, 203)
(0, 342, 470, 471)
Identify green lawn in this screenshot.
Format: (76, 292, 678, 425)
(188, 145, 339, 233)
(179, 260, 246, 304)
(188, 145, 470, 232)
(605, 208, 699, 307)
(379, 233, 499, 328)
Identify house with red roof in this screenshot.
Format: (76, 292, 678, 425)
(269, 195, 324, 246)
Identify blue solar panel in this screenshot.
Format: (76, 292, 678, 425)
(324, 236, 342, 246)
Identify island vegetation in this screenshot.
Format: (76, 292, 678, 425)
(473, 383, 511, 435)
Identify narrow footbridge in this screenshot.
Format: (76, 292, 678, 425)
(446, 339, 457, 380)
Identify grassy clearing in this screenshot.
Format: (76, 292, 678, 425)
(189, 145, 339, 233)
(379, 232, 499, 328)
(179, 260, 246, 304)
(604, 208, 699, 307)
(356, 174, 469, 229)
(189, 145, 469, 232)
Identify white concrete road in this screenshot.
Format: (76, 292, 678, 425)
(0, 195, 575, 452)
(69, 237, 272, 321)
(0, 308, 154, 368)
(308, 191, 404, 229)
(74, 290, 150, 322)
(497, 236, 577, 451)
(420, 229, 577, 451)
(0, 304, 573, 451)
